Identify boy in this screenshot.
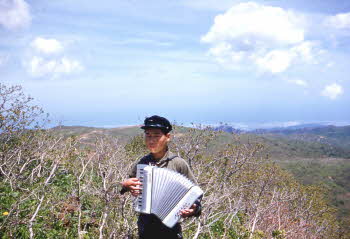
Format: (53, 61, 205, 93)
(121, 115, 201, 239)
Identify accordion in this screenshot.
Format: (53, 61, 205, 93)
(134, 164, 203, 228)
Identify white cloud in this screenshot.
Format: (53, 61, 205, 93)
(293, 41, 316, 63)
(31, 37, 63, 54)
(256, 42, 317, 73)
(326, 62, 334, 68)
(28, 56, 83, 77)
(263, 121, 301, 128)
(202, 2, 305, 45)
(0, 0, 31, 30)
(182, 0, 238, 11)
(255, 50, 293, 73)
(325, 12, 350, 29)
(287, 78, 308, 87)
(26, 36, 83, 78)
(201, 2, 320, 74)
(321, 83, 343, 100)
(245, 121, 302, 129)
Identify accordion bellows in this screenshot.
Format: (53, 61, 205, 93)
(134, 164, 203, 228)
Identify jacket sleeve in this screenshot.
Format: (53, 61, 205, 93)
(193, 198, 202, 217)
(175, 157, 197, 184)
(120, 186, 128, 195)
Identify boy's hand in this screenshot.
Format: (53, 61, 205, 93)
(180, 203, 197, 218)
(121, 178, 142, 196)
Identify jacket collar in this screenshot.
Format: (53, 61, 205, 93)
(148, 150, 176, 166)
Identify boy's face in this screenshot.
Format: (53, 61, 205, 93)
(144, 128, 170, 155)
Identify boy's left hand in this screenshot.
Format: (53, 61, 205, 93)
(180, 203, 197, 218)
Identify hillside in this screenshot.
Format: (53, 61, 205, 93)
(5, 123, 347, 238)
(51, 125, 144, 145)
(50, 125, 194, 145)
(215, 125, 350, 223)
(52, 125, 350, 158)
(213, 124, 350, 158)
(259, 125, 350, 153)
(51, 124, 350, 226)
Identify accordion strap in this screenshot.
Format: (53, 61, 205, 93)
(156, 155, 177, 167)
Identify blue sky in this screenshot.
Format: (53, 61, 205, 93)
(1, 0, 349, 128)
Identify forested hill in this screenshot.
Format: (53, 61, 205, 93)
(255, 125, 350, 150)
(51, 124, 350, 159)
(256, 125, 350, 136)
(51, 124, 350, 230)
(51, 125, 143, 139)
(211, 124, 350, 158)
(2, 121, 349, 238)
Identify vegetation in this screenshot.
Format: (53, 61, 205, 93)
(264, 125, 350, 150)
(280, 159, 350, 229)
(0, 83, 349, 238)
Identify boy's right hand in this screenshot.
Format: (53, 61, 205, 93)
(121, 178, 142, 196)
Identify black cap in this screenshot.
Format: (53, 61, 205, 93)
(141, 115, 172, 133)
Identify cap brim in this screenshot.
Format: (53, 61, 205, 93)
(141, 125, 163, 129)
(141, 124, 170, 130)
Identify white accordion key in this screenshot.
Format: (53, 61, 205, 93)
(134, 164, 153, 214)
